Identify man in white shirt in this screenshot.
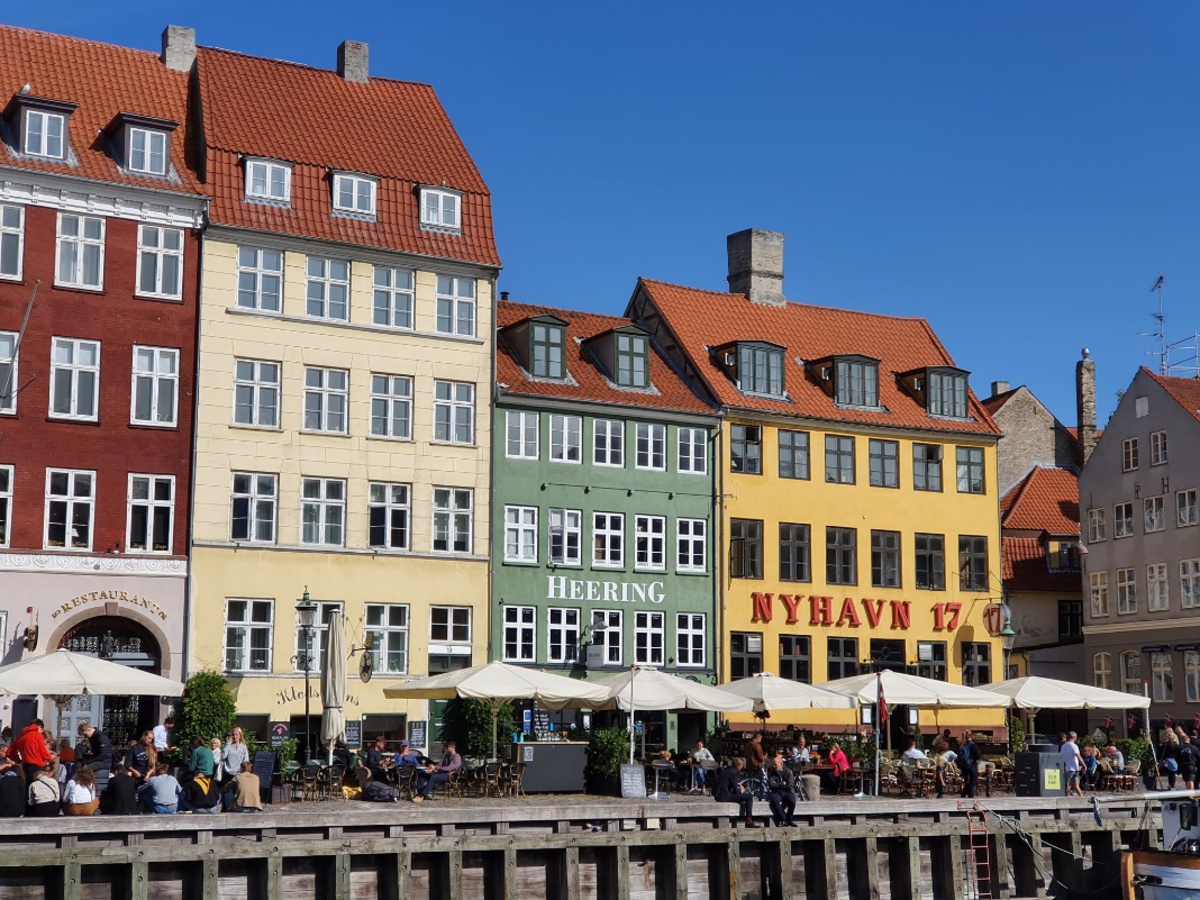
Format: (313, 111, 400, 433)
(152, 717, 173, 752)
(1061, 731, 1084, 796)
(902, 740, 928, 760)
(790, 736, 811, 764)
(689, 740, 715, 792)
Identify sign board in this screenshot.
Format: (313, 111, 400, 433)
(344, 718, 361, 749)
(522, 745, 535, 762)
(268, 721, 290, 748)
(523, 709, 532, 733)
(252, 751, 276, 792)
(533, 710, 551, 733)
(620, 763, 647, 799)
(408, 720, 428, 749)
(1043, 768, 1062, 792)
(586, 643, 605, 669)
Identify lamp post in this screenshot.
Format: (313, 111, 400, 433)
(1000, 613, 1019, 746)
(296, 588, 318, 765)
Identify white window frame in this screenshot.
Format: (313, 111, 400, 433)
(370, 374, 412, 440)
(224, 599, 274, 673)
(49, 337, 100, 422)
(635, 422, 667, 471)
(130, 345, 178, 427)
(230, 472, 277, 543)
(128, 127, 168, 176)
(420, 187, 461, 230)
(677, 427, 707, 474)
(505, 410, 539, 459)
(126, 474, 174, 554)
(549, 414, 582, 463)
(333, 172, 377, 216)
(135, 225, 183, 299)
(1090, 571, 1109, 617)
(0, 464, 12, 549)
(303, 367, 349, 434)
(1114, 502, 1134, 538)
(1187, 651, 1200, 704)
(24, 109, 65, 159)
(1116, 567, 1137, 615)
(1087, 508, 1106, 543)
(503, 606, 537, 663)
(44, 468, 94, 551)
(504, 505, 538, 563)
(1145, 496, 1166, 533)
(233, 359, 280, 429)
(592, 512, 624, 569)
(1147, 562, 1170, 612)
(547, 608, 580, 664)
(245, 159, 292, 203)
(368, 482, 410, 551)
(634, 610, 665, 666)
(1120, 650, 1141, 694)
(432, 487, 473, 554)
(0, 330, 17, 414)
(548, 508, 582, 566)
(430, 606, 472, 655)
(0, 204, 25, 281)
(1151, 430, 1168, 466)
(300, 477, 346, 547)
(372, 266, 415, 330)
(615, 332, 649, 389)
(236, 247, 283, 312)
(293, 601, 344, 673)
(593, 419, 625, 467)
(676, 612, 706, 668)
(1153, 651, 1174, 703)
(676, 518, 707, 573)
(1122, 438, 1139, 472)
(55, 214, 104, 290)
(1092, 652, 1112, 689)
(1182, 559, 1200, 610)
(1179, 489, 1198, 528)
(594, 610, 623, 666)
(365, 604, 410, 675)
(435, 275, 476, 337)
(306, 257, 350, 321)
(634, 514, 666, 572)
(433, 380, 474, 444)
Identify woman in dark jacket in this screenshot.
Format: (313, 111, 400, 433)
(0, 759, 25, 817)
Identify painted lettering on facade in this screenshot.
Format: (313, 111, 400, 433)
(750, 593, 947, 631)
(51, 590, 169, 621)
(274, 684, 360, 707)
(546, 576, 665, 604)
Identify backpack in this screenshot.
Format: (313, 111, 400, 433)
(362, 780, 399, 802)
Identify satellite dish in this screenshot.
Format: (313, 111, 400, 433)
(359, 652, 374, 684)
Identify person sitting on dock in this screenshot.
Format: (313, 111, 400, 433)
(223, 761, 263, 813)
(712, 757, 758, 828)
(412, 742, 462, 803)
(766, 755, 797, 827)
(138, 764, 181, 814)
(100, 763, 139, 815)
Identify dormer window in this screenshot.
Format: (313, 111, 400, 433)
(735, 342, 784, 398)
(531, 321, 566, 380)
(333, 172, 376, 216)
(128, 127, 167, 175)
(927, 368, 969, 419)
(246, 159, 292, 203)
(420, 187, 460, 231)
(834, 356, 879, 408)
(615, 332, 648, 388)
(25, 108, 65, 159)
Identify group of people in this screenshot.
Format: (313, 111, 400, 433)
(357, 736, 463, 803)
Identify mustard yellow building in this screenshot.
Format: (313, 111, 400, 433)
(630, 230, 1007, 739)
(187, 42, 500, 752)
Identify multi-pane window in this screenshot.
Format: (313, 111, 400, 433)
(913, 444, 942, 491)
(917, 641, 947, 681)
(24, 109, 64, 158)
(333, 173, 376, 215)
(136, 226, 183, 299)
(301, 478, 345, 546)
(677, 613, 706, 667)
(1092, 652, 1112, 689)
(779, 523, 811, 582)
(729, 518, 763, 579)
(730, 632, 763, 679)
(1147, 563, 1170, 612)
(1090, 571, 1109, 617)
(958, 535, 988, 590)
(593, 610, 623, 666)
(676, 518, 706, 573)
(737, 344, 783, 397)
(128, 127, 167, 175)
(615, 332, 649, 388)
(127, 474, 173, 553)
(420, 188, 460, 229)
(1122, 438, 1139, 472)
(1188, 652, 1200, 704)
(1151, 430, 1168, 465)
(1182, 559, 1200, 610)
(634, 515, 666, 571)
(433, 381, 474, 443)
(827, 637, 858, 680)
(928, 370, 968, 418)
(1116, 567, 1137, 615)
(962, 643, 991, 686)
(294, 602, 344, 672)
(370, 375, 412, 439)
(56, 214, 104, 289)
(306, 257, 350, 321)
(1121, 651, 1141, 694)
(131, 346, 178, 426)
(826, 527, 857, 585)
(44, 468, 94, 550)
(530, 323, 565, 379)
(372, 267, 414, 329)
(1114, 502, 1134, 538)
(303, 367, 348, 433)
(731, 424, 762, 474)
(868, 439, 898, 488)
(231, 473, 277, 543)
(825, 435, 855, 484)
(432, 488, 473, 554)
(1145, 496, 1166, 533)
(1087, 509, 1106, 543)
(1152, 652, 1174, 703)
(436, 275, 476, 337)
(430, 606, 472, 660)
(871, 530, 901, 588)
(548, 508, 582, 566)
(779, 635, 811, 683)
(1179, 489, 1199, 528)
(0, 205, 23, 280)
(547, 608, 580, 664)
(778, 430, 809, 480)
(592, 512, 624, 568)
(365, 605, 409, 674)
(224, 600, 273, 672)
(835, 357, 878, 407)
(677, 428, 707, 474)
(368, 483, 409, 550)
(504, 506, 538, 563)
(915, 534, 945, 591)
(634, 611, 664, 665)
(237, 247, 283, 312)
(0, 332, 14, 414)
(593, 419, 624, 466)
(506, 410, 538, 459)
(955, 447, 985, 494)
(503, 606, 537, 662)
(1058, 600, 1083, 642)
(635, 422, 666, 470)
(246, 159, 291, 202)
(50, 338, 100, 421)
(550, 414, 582, 463)
(0, 465, 10, 547)
(233, 360, 280, 428)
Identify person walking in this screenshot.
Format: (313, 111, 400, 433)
(1162, 731, 1181, 790)
(412, 742, 462, 803)
(1060, 731, 1084, 797)
(766, 755, 798, 827)
(61, 766, 100, 816)
(958, 731, 981, 799)
(1179, 735, 1200, 790)
(222, 728, 249, 785)
(7, 719, 53, 782)
(712, 757, 758, 828)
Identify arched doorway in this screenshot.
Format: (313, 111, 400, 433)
(57, 617, 162, 748)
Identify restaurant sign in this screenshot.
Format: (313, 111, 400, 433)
(750, 592, 967, 632)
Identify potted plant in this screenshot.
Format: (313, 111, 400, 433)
(586, 727, 629, 795)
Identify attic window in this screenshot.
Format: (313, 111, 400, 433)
(615, 333, 648, 388)
(333, 172, 376, 216)
(735, 343, 784, 398)
(24, 109, 65, 159)
(128, 127, 168, 175)
(531, 321, 566, 380)
(246, 159, 292, 203)
(927, 368, 969, 419)
(834, 356, 879, 408)
(420, 188, 460, 231)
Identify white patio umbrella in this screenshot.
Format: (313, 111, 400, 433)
(719, 672, 858, 714)
(321, 611, 347, 766)
(821, 669, 1011, 709)
(383, 661, 611, 760)
(977, 676, 1150, 711)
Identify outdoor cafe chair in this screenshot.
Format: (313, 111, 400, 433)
(480, 762, 505, 799)
(393, 765, 417, 801)
(507, 762, 527, 798)
(320, 764, 347, 800)
(297, 764, 322, 802)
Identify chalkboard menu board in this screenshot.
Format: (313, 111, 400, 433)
(344, 719, 361, 749)
(408, 720, 427, 749)
(252, 751, 276, 801)
(620, 763, 646, 799)
(533, 710, 551, 733)
(268, 722, 290, 747)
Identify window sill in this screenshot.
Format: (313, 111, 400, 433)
(0, 274, 25, 284)
(367, 434, 415, 444)
(504, 453, 538, 461)
(46, 416, 100, 426)
(634, 466, 667, 474)
(502, 559, 539, 567)
(230, 423, 283, 433)
(299, 429, 351, 439)
(593, 462, 626, 469)
(135, 292, 184, 303)
(429, 439, 477, 449)
(676, 569, 709, 577)
(53, 282, 105, 295)
(40, 545, 96, 553)
(634, 567, 667, 575)
(129, 421, 179, 431)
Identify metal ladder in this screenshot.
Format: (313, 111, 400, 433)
(966, 807, 993, 899)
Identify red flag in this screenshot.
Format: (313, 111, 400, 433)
(1103, 715, 1113, 730)
(1127, 713, 1136, 731)
(1165, 713, 1174, 729)
(877, 672, 887, 727)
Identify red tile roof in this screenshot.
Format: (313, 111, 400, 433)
(1002, 537, 1083, 593)
(496, 301, 713, 415)
(634, 279, 1000, 435)
(0, 26, 202, 195)
(1000, 466, 1080, 535)
(1147, 368, 1200, 425)
(981, 387, 1019, 416)
(195, 46, 498, 267)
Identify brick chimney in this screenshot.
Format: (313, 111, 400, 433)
(1076, 348, 1097, 466)
(727, 229, 785, 307)
(337, 41, 369, 83)
(160, 26, 196, 73)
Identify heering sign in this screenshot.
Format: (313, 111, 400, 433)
(750, 592, 966, 632)
(547, 576, 665, 604)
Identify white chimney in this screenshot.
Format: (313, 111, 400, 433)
(337, 41, 369, 83)
(727, 229, 786, 307)
(161, 26, 196, 73)
(990, 380, 1010, 397)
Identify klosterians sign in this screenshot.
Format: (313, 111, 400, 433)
(52, 590, 169, 621)
(547, 576, 665, 604)
(750, 592, 968, 632)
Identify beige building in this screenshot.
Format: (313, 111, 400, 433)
(183, 34, 500, 753)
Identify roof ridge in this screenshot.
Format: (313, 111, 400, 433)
(196, 44, 435, 89)
(0, 24, 162, 60)
(499, 300, 634, 325)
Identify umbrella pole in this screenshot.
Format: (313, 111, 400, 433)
(492, 700, 500, 763)
(629, 666, 636, 766)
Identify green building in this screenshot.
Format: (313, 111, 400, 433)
(492, 300, 719, 750)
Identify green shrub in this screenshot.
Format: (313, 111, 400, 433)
(1007, 714, 1027, 750)
(172, 670, 237, 749)
(587, 727, 630, 779)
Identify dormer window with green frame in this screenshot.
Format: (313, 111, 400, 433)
(531, 320, 566, 380)
(834, 356, 880, 408)
(735, 342, 785, 398)
(615, 331, 648, 388)
(927, 368, 969, 419)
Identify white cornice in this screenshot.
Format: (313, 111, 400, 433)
(0, 168, 206, 229)
(0, 551, 187, 577)
(1084, 615, 1200, 635)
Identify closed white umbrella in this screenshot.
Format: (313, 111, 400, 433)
(822, 669, 1011, 709)
(977, 676, 1150, 710)
(719, 672, 858, 713)
(321, 611, 347, 766)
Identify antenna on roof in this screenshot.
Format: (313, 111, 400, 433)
(1141, 273, 1200, 378)
(1140, 274, 1168, 375)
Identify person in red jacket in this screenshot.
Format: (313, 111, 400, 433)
(7, 720, 53, 781)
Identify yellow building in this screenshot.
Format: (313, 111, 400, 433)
(187, 41, 500, 753)
(630, 230, 1007, 740)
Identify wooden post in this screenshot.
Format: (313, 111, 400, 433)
(61, 862, 81, 900)
(202, 857, 219, 900)
(267, 855, 284, 900)
(847, 836, 879, 899)
(504, 847, 519, 899)
(334, 853, 351, 900)
(1009, 831, 1046, 899)
(615, 843, 631, 900)
(806, 838, 838, 900)
(563, 846, 580, 900)
(889, 836, 922, 900)
(394, 851, 412, 900)
(673, 840, 688, 900)
(1048, 831, 1083, 894)
(130, 861, 149, 900)
(722, 839, 741, 899)
(776, 835, 794, 900)
(446, 850, 464, 900)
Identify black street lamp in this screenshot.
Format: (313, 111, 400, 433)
(296, 588, 317, 765)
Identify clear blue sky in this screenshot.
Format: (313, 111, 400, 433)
(15, 3, 1200, 425)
